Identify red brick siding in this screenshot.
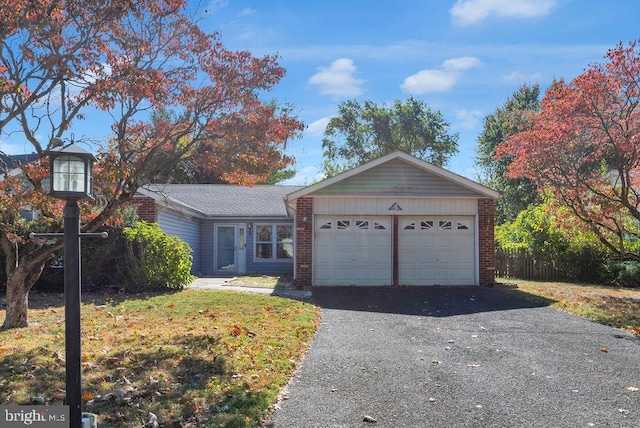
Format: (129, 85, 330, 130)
(478, 198, 496, 286)
(295, 197, 313, 287)
(128, 197, 157, 223)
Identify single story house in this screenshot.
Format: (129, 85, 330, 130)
(133, 151, 499, 287)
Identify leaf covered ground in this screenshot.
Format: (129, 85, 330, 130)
(0, 289, 320, 427)
(501, 278, 640, 336)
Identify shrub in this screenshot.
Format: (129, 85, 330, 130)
(602, 259, 640, 288)
(122, 221, 194, 291)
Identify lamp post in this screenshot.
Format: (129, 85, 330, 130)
(47, 143, 95, 428)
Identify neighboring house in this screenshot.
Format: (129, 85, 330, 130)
(133, 151, 500, 287)
(0, 153, 44, 220)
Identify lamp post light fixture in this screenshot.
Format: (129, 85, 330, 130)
(46, 142, 96, 428)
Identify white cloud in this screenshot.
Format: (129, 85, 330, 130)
(402, 69, 458, 93)
(401, 56, 482, 94)
(503, 70, 543, 82)
(442, 56, 483, 71)
(450, 0, 557, 26)
(308, 58, 365, 98)
(305, 117, 331, 137)
(456, 109, 484, 129)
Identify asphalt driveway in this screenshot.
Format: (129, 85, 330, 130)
(266, 286, 640, 427)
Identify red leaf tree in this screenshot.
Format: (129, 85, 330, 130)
(496, 40, 640, 260)
(1, 1, 303, 328)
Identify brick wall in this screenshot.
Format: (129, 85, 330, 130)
(295, 197, 313, 287)
(128, 196, 157, 222)
(478, 198, 496, 286)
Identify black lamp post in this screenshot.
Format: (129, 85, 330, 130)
(47, 143, 95, 428)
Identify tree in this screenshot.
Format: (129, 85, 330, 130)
(149, 103, 300, 184)
(321, 96, 458, 175)
(0, 1, 304, 328)
(496, 40, 640, 260)
(475, 84, 541, 223)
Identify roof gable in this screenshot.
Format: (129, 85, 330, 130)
(287, 151, 499, 200)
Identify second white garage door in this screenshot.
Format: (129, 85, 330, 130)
(398, 216, 475, 286)
(314, 216, 392, 286)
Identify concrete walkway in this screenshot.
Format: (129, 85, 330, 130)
(189, 277, 312, 299)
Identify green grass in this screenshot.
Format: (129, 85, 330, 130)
(0, 289, 320, 427)
(501, 278, 640, 335)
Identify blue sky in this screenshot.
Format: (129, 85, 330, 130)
(2, 0, 639, 185)
(194, 0, 640, 184)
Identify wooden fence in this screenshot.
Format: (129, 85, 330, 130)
(495, 248, 603, 282)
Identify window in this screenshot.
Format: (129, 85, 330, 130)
(439, 220, 452, 230)
(255, 224, 293, 261)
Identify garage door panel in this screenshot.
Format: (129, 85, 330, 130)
(314, 216, 392, 286)
(399, 216, 476, 286)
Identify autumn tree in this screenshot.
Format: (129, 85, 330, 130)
(0, 0, 303, 328)
(321, 96, 458, 176)
(496, 40, 640, 260)
(475, 84, 541, 223)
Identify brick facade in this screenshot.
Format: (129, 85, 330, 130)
(295, 197, 313, 287)
(478, 198, 496, 286)
(128, 196, 157, 222)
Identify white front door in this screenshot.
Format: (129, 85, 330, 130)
(215, 225, 247, 274)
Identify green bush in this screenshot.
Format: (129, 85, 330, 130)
(602, 259, 640, 288)
(123, 221, 194, 291)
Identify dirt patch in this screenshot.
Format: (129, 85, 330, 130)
(225, 274, 296, 289)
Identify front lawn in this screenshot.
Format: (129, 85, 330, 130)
(0, 289, 320, 427)
(501, 278, 640, 335)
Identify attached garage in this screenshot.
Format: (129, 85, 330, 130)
(287, 151, 500, 287)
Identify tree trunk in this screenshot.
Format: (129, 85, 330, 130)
(2, 241, 58, 329)
(2, 262, 46, 328)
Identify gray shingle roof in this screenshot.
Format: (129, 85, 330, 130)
(144, 184, 303, 218)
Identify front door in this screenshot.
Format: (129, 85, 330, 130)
(215, 225, 246, 273)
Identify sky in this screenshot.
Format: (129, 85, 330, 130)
(192, 0, 640, 185)
(2, 0, 639, 185)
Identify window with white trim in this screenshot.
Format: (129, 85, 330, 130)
(255, 224, 293, 261)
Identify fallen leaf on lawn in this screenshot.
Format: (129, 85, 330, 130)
(147, 411, 160, 428)
(52, 350, 64, 363)
(599, 347, 608, 353)
(167, 302, 175, 309)
(626, 386, 639, 392)
(362, 414, 377, 423)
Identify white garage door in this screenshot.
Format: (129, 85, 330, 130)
(399, 216, 475, 286)
(314, 216, 392, 286)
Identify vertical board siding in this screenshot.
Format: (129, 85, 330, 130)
(201, 221, 214, 275)
(157, 209, 201, 274)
